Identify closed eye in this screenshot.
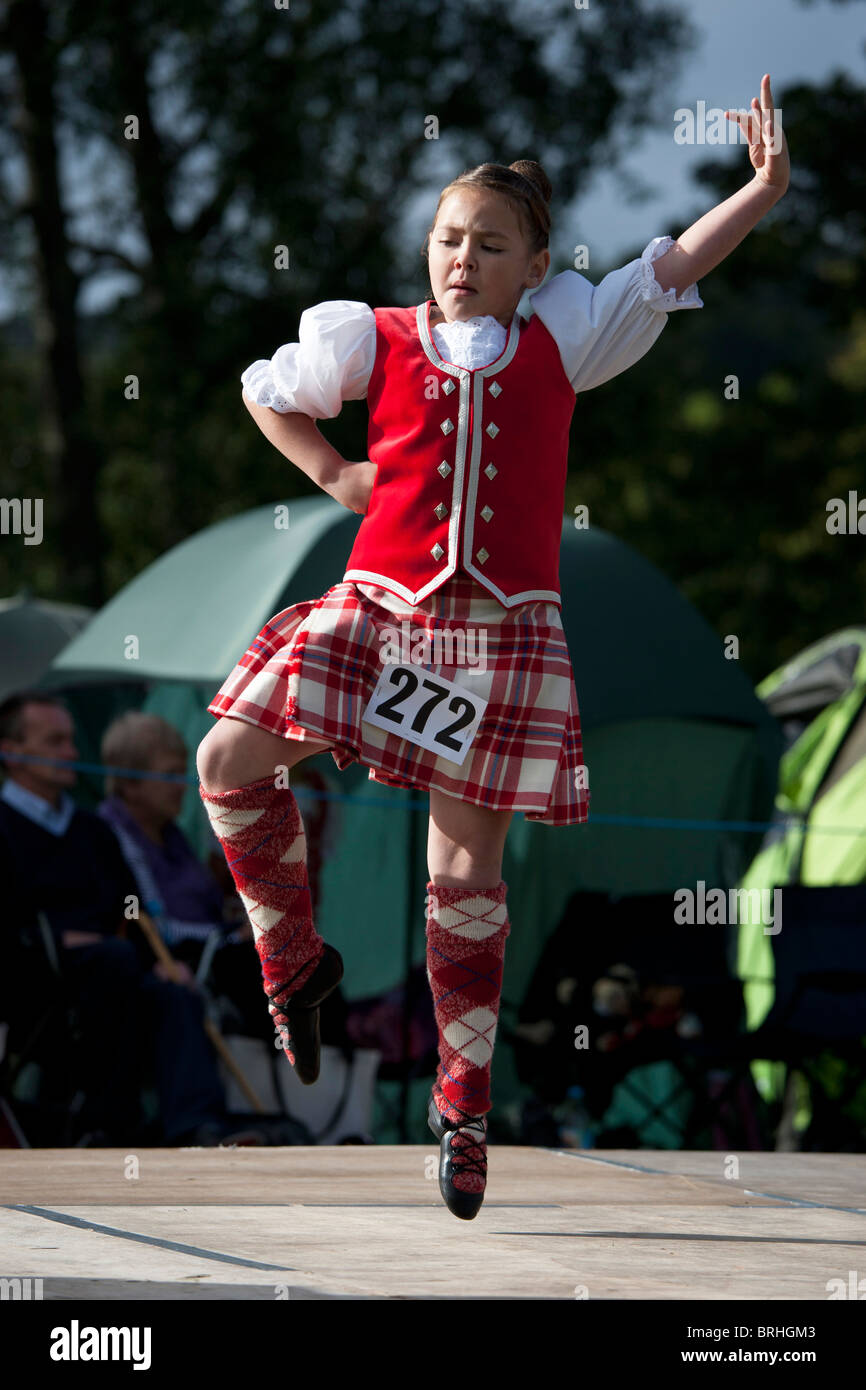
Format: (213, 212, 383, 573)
(438, 240, 503, 253)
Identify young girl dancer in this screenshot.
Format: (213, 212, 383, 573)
(197, 77, 788, 1219)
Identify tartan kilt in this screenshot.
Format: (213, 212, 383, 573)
(205, 570, 590, 827)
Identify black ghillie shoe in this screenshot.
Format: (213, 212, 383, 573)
(267, 944, 344, 1085)
(427, 1092, 488, 1220)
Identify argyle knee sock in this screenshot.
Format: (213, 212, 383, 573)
(425, 878, 510, 1124)
(199, 776, 324, 1044)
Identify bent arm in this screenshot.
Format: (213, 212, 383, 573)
(243, 396, 346, 491)
(651, 178, 784, 298)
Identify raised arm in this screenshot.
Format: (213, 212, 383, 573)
(651, 74, 790, 298)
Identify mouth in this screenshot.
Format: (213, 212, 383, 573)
(449, 283, 477, 295)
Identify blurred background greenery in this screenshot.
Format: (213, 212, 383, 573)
(1, 0, 864, 683)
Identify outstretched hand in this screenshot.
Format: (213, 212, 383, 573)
(725, 74, 790, 194)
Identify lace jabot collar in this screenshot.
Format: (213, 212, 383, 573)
(429, 310, 508, 371)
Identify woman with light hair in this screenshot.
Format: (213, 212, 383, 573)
(98, 710, 265, 1036)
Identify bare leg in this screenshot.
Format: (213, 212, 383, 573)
(427, 787, 514, 887)
(196, 715, 334, 794)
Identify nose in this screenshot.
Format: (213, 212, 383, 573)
(454, 240, 477, 272)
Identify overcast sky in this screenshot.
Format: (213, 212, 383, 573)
(572, 0, 866, 266)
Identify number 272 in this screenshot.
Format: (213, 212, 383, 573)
(372, 669, 475, 752)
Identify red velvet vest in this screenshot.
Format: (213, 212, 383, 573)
(342, 299, 576, 608)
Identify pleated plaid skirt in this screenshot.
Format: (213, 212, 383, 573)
(205, 570, 590, 826)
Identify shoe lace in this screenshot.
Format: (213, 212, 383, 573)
(447, 1117, 487, 1179)
(265, 958, 317, 1013)
(266, 994, 295, 1052)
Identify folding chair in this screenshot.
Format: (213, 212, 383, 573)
(508, 890, 774, 1150)
(0, 910, 84, 1146)
(743, 883, 866, 1150)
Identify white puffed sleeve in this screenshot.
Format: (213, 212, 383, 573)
(528, 235, 703, 394)
(240, 300, 376, 418)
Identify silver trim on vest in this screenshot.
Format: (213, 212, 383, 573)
(415, 300, 524, 601)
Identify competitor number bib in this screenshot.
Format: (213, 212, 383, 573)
(362, 663, 488, 767)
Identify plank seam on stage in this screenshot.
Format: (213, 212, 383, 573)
(554, 1149, 866, 1214)
(742, 1189, 866, 1214)
(550, 1149, 670, 1175)
(6, 1204, 295, 1272)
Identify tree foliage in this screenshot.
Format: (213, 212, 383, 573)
(0, 0, 862, 683)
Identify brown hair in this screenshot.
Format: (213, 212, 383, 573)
(421, 160, 553, 269)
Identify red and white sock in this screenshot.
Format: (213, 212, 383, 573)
(199, 775, 324, 1055)
(425, 878, 510, 1124)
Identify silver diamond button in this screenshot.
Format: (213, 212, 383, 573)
(476, 547, 489, 564)
(488, 381, 502, 397)
(481, 505, 493, 522)
(434, 502, 448, 520)
(440, 418, 454, 435)
(438, 460, 452, 478)
(485, 422, 499, 438)
(442, 379, 456, 395)
(431, 543, 444, 561)
(484, 463, 497, 480)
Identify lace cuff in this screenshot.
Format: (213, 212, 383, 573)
(241, 360, 295, 413)
(639, 235, 704, 312)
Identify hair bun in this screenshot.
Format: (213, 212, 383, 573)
(509, 160, 552, 205)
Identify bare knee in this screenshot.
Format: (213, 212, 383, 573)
(196, 720, 253, 791)
(197, 718, 333, 792)
(196, 724, 224, 790)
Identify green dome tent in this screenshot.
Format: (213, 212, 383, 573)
(35, 497, 783, 1138)
(735, 628, 866, 1133)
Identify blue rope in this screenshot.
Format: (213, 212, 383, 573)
(3, 751, 864, 836)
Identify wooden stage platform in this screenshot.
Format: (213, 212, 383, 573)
(2, 1146, 863, 1299)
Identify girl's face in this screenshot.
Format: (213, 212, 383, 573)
(428, 187, 550, 329)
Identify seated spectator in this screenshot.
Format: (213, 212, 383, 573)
(97, 711, 269, 1040)
(0, 690, 262, 1146)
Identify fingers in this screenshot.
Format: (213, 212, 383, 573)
(725, 75, 774, 148)
(760, 74, 775, 143)
(761, 73, 773, 110)
(724, 106, 761, 148)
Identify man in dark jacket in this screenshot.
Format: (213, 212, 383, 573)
(0, 689, 249, 1146)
